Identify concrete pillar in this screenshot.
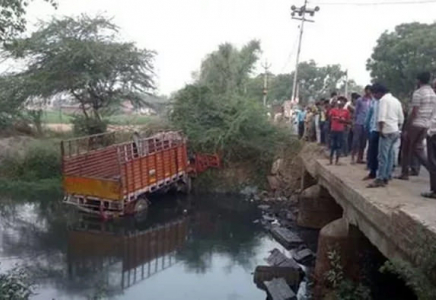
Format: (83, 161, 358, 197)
(301, 167, 317, 190)
(297, 185, 343, 229)
(313, 219, 364, 299)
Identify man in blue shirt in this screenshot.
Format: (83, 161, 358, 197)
(297, 107, 306, 139)
(363, 90, 379, 180)
(351, 85, 372, 164)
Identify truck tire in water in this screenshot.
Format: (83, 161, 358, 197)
(134, 197, 149, 222)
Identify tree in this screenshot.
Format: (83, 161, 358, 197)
(0, 74, 29, 129)
(295, 61, 346, 103)
(246, 61, 348, 105)
(246, 73, 293, 105)
(367, 22, 436, 101)
(269, 73, 292, 104)
(0, 0, 57, 42)
(199, 40, 261, 95)
(171, 41, 289, 167)
(339, 79, 366, 97)
(3, 14, 155, 134)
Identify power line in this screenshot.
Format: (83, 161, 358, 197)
(280, 35, 300, 73)
(310, 0, 436, 6)
(261, 60, 272, 107)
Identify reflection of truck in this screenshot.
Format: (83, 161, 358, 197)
(61, 131, 219, 218)
(68, 218, 189, 290)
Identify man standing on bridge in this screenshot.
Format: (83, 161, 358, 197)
(363, 87, 380, 181)
(397, 72, 436, 180)
(328, 97, 351, 166)
(368, 84, 404, 188)
(351, 86, 372, 165)
(422, 79, 436, 199)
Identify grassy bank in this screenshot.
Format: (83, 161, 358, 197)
(0, 139, 62, 200)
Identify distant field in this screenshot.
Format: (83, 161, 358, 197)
(41, 111, 153, 125)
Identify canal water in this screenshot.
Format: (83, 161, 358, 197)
(0, 194, 315, 300)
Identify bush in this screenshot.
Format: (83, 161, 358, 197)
(0, 266, 33, 300)
(171, 85, 291, 166)
(71, 115, 108, 136)
(0, 140, 61, 181)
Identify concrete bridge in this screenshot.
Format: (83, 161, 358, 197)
(298, 145, 436, 292)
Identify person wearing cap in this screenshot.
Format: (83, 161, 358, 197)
(368, 83, 404, 188)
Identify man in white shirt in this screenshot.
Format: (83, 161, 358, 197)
(422, 79, 436, 199)
(368, 83, 404, 188)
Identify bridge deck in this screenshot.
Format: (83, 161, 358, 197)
(301, 152, 436, 267)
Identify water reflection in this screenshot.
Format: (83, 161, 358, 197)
(67, 217, 188, 293)
(0, 194, 276, 300)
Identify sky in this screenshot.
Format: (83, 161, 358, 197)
(23, 0, 436, 95)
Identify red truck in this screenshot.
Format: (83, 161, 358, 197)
(61, 131, 219, 219)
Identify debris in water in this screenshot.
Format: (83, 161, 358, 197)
(264, 278, 297, 300)
(270, 227, 304, 250)
(258, 204, 271, 211)
(262, 214, 276, 222)
(292, 248, 315, 265)
(266, 249, 301, 270)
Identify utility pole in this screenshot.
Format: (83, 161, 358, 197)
(262, 60, 272, 107)
(290, 1, 320, 103)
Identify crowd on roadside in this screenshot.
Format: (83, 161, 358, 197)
(293, 72, 436, 197)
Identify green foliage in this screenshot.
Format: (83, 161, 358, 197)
(367, 22, 436, 100)
(246, 61, 351, 105)
(0, 266, 33, 300)
(325, 246, 372, 300)
(325, 247, 344, 289)
(71, 115, 108, 136)
(378, 227, 436, 300)
(171, 40, 293, 189)
(294, 61, 346, 103)
(3, 14, 155, 133)
(0, 140, 61, 180)
(336, 281, 372, 300)
(0, 0, 57, 42)
(199, 40, 261, 94)
(0, 75, 28, 128)
(171, 85, 289, 165)
(380, 259, 436, 300)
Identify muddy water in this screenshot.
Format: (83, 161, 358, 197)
(0, 194, 315, 300)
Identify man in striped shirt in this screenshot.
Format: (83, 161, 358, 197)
(422, 79, 436, 199)
(397, 72, 436, 180)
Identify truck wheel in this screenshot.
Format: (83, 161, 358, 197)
(135, 197, 149, 213)
(181, 176, 192, 194)
(134, 197, 149, 222)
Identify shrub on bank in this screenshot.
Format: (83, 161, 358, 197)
(170, 85, 299, 189)
(0, 266, 33, 300)
(0, 140, 61, 181)
(171, 86, 292, 164)
(71, 115, 108, 136)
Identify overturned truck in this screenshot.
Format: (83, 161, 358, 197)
(61, 131, 219, 219)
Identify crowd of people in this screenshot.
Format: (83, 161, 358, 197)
(293, 72, 436, 197)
